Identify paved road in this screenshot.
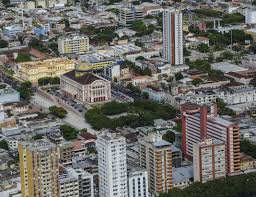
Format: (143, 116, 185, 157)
(32, 93, 97, 134)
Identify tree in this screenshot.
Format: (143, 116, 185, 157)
(15, 54, 31, 62)
(216, 98, 235, 117)
(162, 130, 175, 143)
(175, 72, 184, 80)
(132, 20, 147, 33)
(220, 51, 234, 60)
(17, 81, 33, 102)
(32, 134, 43, 140)
(107, 8, 119, 15)
(132, 0, 140, 5)
(135, 39, 144, 47)
(0, 140, 9, 150)
(241, 140, 256, 159)
(101, 101, 128, 115)
(62, 18, 70, 29)
(60, 125, 78, 140)
(192, 78, 203, 86)
(0, 39, 8, 48)
(49, 106, 67, 118)
(159, 172, 256, 197)
(136, 56, 145, 61)
(38, 77, 60, 86)
(197, 43, 209, 53)
(142, 92, 149, 99)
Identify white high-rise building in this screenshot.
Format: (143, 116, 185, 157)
(96, 131, 128, 197)
(127, 163, 149, 197)
(163, 8, 183, 65)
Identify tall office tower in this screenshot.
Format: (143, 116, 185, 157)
(181, 103, 240, 174)
(96, 131, 128, 197)
(127, 162, 149, 197)
(163, 8, 183, 65)
(193, 138, 226, 183)
(18, 139, 60, 197)
(138, 132, 172, 196)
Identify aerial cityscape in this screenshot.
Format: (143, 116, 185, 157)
(0, 0, 256, 196)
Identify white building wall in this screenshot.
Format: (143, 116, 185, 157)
(97, 132, 128, 197)
(128, 170, 148, 197)
(163, 8, 183, 65)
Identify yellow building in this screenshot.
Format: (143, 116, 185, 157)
(19, 58, 75, 83)
(19, 139, 59, 197)
(58, 36, 89, 54)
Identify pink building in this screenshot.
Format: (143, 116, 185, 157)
(60, 70, 111, 104)
(181, 103, 240, 174)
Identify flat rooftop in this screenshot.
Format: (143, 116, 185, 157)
(211, 62, 247, 73)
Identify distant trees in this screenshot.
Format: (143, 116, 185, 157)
(175, 72, 184, 81)
(38, 77, 60, 86)
(0, 140, 9, 150)
(17, 81, 33, 102)
(216, 98, 236, 117)
(49, 106, 67, 118)
(15, 54, 31, 62)
(131, 20, 155, 36)
(101, 101, 128, 115)
(60, 125, 78, 140)
(81, 26, 118, 45)
(85, 100, 178, 130)
(159, 172, 256, 197)
(0, 39, 8, 48)
(197, 43, 209, 53)
(32, 134, 43, 140)
(162, 130, 175, 143)
(241, 140, 256, 159)
(192, 78, 203, 86)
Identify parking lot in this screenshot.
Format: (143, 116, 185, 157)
(46, 87, 88, 115)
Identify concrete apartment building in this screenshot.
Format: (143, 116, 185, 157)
(96, 131, 128, 197)
(19, 58, 75, 83)
(119, 5, 143, 27)
(127, 162, 149, 197)
(138, 132, 172, 196)
(163, 8, 183, 65)
(60, 70, 111, 104)
(18, 139, 60, 197)
(181, 103, 240, 174)
(193, 138, 226, 183)
(3, 25, 23, 38)
(58, 36, 89, 55)
(60, 167, 94, 197)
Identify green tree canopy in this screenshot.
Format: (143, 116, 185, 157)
(60, 125, 78, 140)
(197, 43, 209, 53)
(49, 106, 67, 118)
(0, 140, 9, 150)
(0, 39, 8, 48)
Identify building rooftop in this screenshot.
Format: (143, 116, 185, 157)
(172, 165, 193, 185)
(20, 139, 56, 152)
(210, 116, 233, 127)
(63, 70, 103, 85)
(211, 62, 248, 73)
